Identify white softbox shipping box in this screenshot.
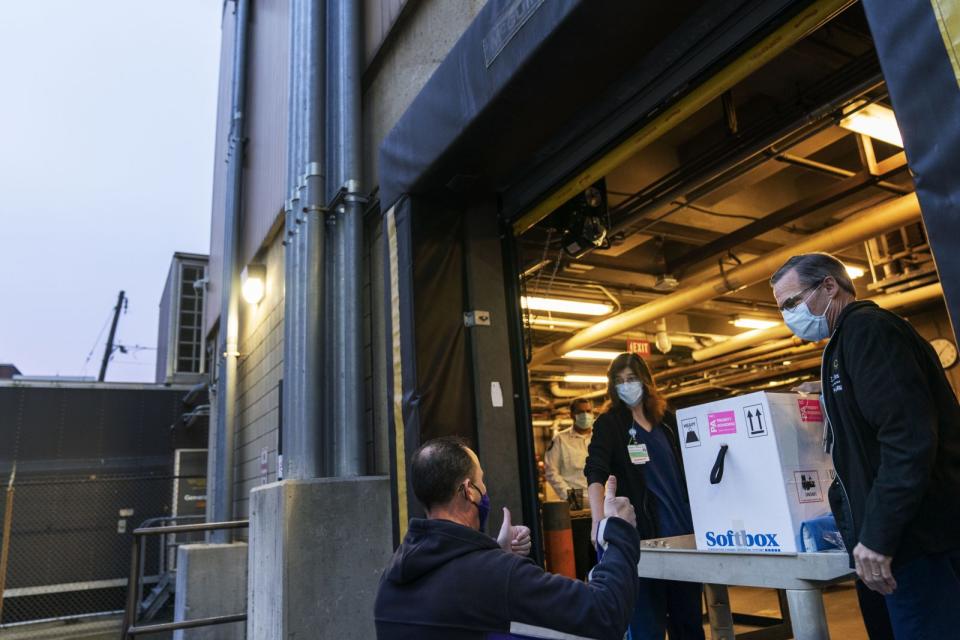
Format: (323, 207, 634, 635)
(676, 391, 833, 553)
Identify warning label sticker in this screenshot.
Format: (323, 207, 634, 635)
(794, 470, 824, 503)
(681, 417, 701, 448)
(798, 399, 824, 423)
(743, 403, 768, 438)
(708, 411, 737, 436)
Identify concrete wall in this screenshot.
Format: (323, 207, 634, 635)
(247, 477, 393, 639)
(362, 0, 487, 189)
(174, 543, 248, 639)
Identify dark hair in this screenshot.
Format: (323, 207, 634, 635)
(410, 437, 475, 510)
(770, 252, 856, 295)
(605, 352, 667, 424)
(570, 398, 593, 414)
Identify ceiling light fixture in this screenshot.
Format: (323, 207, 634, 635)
(563, 349, 621, 361)
(520, 296, 613, 316)
(839, 102, 903, 148)
(732, 316, 781, 330)
(527, 315, 591, 329)
(563, 374, 608, 384)
(845, 264, 866, 279)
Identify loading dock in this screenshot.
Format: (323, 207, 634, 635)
(377, 0, 960, 635)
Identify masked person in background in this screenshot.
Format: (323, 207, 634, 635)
(584, 353, 705, 640)
(771, 252, 960, 639)
(545, 398, 595, 508)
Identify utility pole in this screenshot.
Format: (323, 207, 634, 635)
(99, 290, 126, 382)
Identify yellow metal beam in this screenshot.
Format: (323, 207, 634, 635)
(511, 0, 855, 237)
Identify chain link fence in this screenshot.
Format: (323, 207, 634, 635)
(0, 472, 198, 629)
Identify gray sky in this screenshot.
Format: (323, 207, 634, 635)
(0, 1, 223, 382)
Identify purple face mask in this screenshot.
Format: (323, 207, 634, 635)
(468, 481, 491, 531)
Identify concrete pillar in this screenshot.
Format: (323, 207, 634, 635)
(462, 203, 523, 532)
(247, 476, 393, 639)
(174, 542, 248, 639)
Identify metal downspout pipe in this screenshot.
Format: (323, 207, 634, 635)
(301, 0, 326, 478)
(211, 0, 250, 540)
(529, 193, 922, 367)
(328, 0, 365, 476)
(282, 0, 326, 480)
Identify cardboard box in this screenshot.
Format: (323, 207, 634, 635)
(676, 391, 833, 553)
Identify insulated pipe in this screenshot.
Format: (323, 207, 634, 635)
(512, 0, 855, 236)
(690, 281, 944, 361)
(664, 356, 824, 399)
(329, 0, 365, 476)
(529, 193, 921, 367)
(211, 0, 250, 539)
(661, 337, 807, 379)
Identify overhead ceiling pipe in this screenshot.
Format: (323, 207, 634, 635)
(529, 193, 921, 367)
(664, 356, 824, 399)
(512, 0, 855, 236)
(690, 280, 943, 361)
(658, 336, 807, 380)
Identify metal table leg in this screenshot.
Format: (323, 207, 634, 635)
(785, 588, 830, 640)
(704, 583, 736, 640)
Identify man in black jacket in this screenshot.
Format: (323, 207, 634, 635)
(374, 436, 640, 640)
(771, 252, 960, 639)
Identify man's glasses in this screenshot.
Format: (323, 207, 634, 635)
(778, 280, 824, 312)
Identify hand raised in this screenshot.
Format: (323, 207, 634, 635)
(603, 475, 635, 527)
(497, 507, 532, 556)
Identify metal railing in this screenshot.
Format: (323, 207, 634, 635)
(122, 519, 249, 639)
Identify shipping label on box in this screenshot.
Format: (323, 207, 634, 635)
(677, 392, 833, 554)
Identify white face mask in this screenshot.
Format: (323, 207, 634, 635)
(616, 381, 644, 407)
(781, 284, 832, 342)
(574, 413, 595, 431)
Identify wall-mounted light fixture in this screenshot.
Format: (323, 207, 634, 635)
(241, 263, 266, 304)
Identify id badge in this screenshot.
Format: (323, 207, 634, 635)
(628, 443, 650, 465)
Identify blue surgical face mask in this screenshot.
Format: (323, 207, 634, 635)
(574, 413, 595, 431)
(782, 285, 833, 342)
(616, 381, 644, 407)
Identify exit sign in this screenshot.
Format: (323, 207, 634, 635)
(626, 339, 651, 357)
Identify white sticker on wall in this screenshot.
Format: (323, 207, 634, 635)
(491, 381, 504, 408)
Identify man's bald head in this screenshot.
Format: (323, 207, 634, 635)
(410, 437, 479, 510)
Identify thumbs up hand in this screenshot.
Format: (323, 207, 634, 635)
(603, 476, 635, 527)
(497, 507, 532, 556)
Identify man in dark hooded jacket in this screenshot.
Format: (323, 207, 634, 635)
(374, 436, 640, 640)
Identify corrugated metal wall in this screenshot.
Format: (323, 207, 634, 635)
(241, 0, 289, 265)
(204, 5, 236, 336)
(206, 0, 290, 336)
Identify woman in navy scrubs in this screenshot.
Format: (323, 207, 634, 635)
(585, 352, 704, 639)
